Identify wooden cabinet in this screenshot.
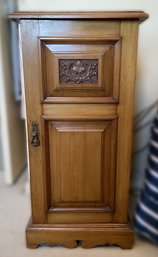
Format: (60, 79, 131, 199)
(10, 11, 148, 249)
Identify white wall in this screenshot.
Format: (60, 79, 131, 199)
(0, 0, 27, 183)
(18, 1, 158, 108)
(18, 0, 158, 192)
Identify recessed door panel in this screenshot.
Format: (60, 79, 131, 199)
(43, 118, 117, 223)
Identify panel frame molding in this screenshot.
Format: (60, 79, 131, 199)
(41, 116, 117, 223)
(39, 37, 121, 103)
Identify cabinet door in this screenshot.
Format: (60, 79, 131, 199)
(42, 118, 117, 223)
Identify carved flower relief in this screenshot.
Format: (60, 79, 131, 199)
(59, 59, 98, 84)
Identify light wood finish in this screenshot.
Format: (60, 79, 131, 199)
(38, 20, 120, 38)
(9, 11, 148, 22)
(38, 20, 121, 104)
(47, 120, 117, 218)
(26, 221, 134, 249)
(10, 11, 148, 249)
(41, 38, 121, 102)
(43, 104, 117, 119)
(19, 21, 46, 223)
(49, 121, 115, 206)
(114, 21, 139, 222)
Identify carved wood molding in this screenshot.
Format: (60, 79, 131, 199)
(59, 59, 98, 84)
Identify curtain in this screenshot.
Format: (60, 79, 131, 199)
(134, 110, 158, 244)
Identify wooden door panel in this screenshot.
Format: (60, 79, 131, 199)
(40, 39, 121, 103)
(43, 118, 117, 223)
(49, 122, 103, 206)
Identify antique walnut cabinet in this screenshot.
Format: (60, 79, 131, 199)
(10, 11, 148, 249)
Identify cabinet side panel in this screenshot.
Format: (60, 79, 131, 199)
(20, 20, 46, 223)
(114, 21, 139, 222)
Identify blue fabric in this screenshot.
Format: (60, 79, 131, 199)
(134, 111, 158, 244)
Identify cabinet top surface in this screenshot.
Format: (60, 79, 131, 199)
(9, 11, 148, 22)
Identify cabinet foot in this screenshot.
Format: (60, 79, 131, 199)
(81, 238, 133, 249)
(26, 220, 134, 249)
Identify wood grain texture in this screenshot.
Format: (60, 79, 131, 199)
(9, 11, 148, 22)
(20, 20, 46, 223)
(43, 104, 117, 119)
(113, 21, 139, 222)
(38, 20, 120, 39)
(41, 38, 120, 102)
(26, 221, 134, 249)
(48, 120, 117, 209)
(38, 118, 117, 224)
(14, 12, 148, 249)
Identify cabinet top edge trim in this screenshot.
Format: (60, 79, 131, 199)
(8, 11, 148, 22)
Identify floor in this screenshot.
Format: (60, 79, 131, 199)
(0, 172, 157, 257)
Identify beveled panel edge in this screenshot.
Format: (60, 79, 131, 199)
(48, 206, 113, 213)
(39, 36, 122, 42)
(42, 115, 117, 121)
(43, 96, 118, 104)
(9, 11, 148, 22)
(40, 37, 121, 101)
(52, 53, 102, 90)
(46, 119, 117, 217)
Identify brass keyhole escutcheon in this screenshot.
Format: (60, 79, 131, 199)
(31, 121, 40, 147)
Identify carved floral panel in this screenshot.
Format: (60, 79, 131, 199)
(59, 59, 98, 84)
